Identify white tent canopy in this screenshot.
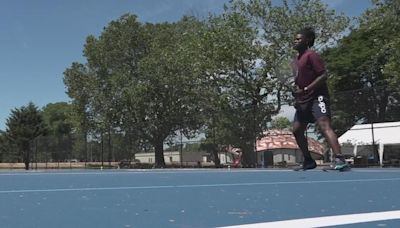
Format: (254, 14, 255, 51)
(338, 121, 400, 166)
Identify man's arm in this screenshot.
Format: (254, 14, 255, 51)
(305, 51, 327, 92)
(304, 72, 327, 92)
(293, 72, 327, 100)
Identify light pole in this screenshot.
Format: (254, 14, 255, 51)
(180, 131, 183, 167)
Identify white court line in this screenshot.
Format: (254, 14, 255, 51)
(0, 169, 292, 176)
(218, 210, 400, 228)
(0, 177, 399, 194)
(1, 168, 399, 176)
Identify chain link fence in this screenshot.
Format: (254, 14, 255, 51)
(0, 85, 399, 169)
(328, 85, 400, 167)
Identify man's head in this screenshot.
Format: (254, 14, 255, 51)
(293, 27, 316, 51)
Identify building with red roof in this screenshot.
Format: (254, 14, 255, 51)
(255, 130, 324, 167)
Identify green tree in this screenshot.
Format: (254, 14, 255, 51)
(366, 0, 400, 121)
(63, 2, 350, 168)
(65, 15, 209, 168)
(63, 63, 94, 162)
(0, 131, 18, 162)
(271, 116, 291, 130)
(198, 10, 279, 167)
(41, 102, 74, 161)
(66, 14, 149, 166)
(42, 102, 73, 136)
(229, 0, 350, 83)
(324, 0, 400, 135)
(132, 18, 208, 167)
(200, 0, 349, 166)
(5, 102, 46, 170)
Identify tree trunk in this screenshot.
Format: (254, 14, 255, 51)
(24, 150, 30, 170)
(212, 146, 221, 168)
(84, 132, 88, 164)
(377, 92, 389, 122)
(154, 139, 165, 168)
(241, 144, 256, 168)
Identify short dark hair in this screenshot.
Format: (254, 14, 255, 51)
(297, 27, 315, 47)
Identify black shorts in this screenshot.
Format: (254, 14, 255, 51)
(294, 95, 331, 124)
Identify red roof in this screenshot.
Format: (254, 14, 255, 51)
(256, 130, 324, 156)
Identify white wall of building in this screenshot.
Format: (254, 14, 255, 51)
(134, 151, 207, 164)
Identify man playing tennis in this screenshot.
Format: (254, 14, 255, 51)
(291, 27, 349, 171)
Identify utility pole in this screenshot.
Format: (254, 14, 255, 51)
(180, 131, 183, 167)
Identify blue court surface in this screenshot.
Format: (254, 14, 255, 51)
(1, 168, 400, 228)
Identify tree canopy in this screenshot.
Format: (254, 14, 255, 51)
(324, 0, 400, 135)
(5, 102, 46, 169)
(61, 0, 352, 167)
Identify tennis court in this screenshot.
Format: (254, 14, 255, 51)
(1, 168, 400, 228)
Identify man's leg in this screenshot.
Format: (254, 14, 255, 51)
(293, 121, 312, 160)
(293, 120, 316, 170)
(317, 116, 348, 170)
(316, 116, 341, 155)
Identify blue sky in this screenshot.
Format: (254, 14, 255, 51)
(0, 0, 373, 130)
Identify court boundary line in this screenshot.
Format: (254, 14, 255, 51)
(1, 168, 399, 176)
(1, 177, 399, 194)
(217, 210, 400, 228)
(0, 169, 293, 175)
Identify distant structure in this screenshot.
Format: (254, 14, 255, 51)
(255, 129, 324, 167)
(339, 121, 400, 167)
